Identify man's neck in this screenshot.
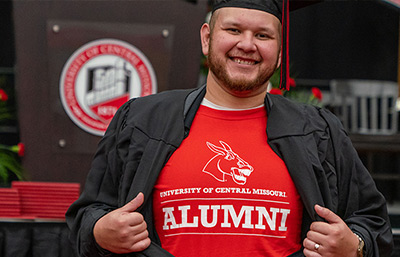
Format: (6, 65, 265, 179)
(204, 77, 268, 109)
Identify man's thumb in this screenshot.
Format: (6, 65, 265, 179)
(315, 204, 340, 224)
(120, 192, 145, 212)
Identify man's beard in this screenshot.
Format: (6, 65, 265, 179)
(207, 44, 279, 92)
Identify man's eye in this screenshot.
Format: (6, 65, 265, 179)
(256, 34, 269, 39)
(227, 28, 240, 33)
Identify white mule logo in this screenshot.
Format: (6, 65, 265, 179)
(203, 141, 254, 185)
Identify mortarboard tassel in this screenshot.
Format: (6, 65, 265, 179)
(280, 0, 290, 90)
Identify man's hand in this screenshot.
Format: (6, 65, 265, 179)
(93, 193, 151, 254)
(303, 205, 359, 257)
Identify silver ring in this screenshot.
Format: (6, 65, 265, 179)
(314, 243, 320, 251)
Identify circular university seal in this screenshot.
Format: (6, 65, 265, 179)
(60, 39, 157, 136)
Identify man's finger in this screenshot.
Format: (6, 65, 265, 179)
(129, 237, 151, 252)
(314, 204, 341, 224)
(120, 192, 145, 212)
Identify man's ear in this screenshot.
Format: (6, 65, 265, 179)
(277, 46, 282, 69)
(200, 23, 211, 56)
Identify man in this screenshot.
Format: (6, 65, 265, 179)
(66, 0, 393, 256)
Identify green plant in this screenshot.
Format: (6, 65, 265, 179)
(269, 67, 324, 107)
(0, 143, 24, 183)
(0, 81, 24, 184)
(0, 89, 13, 122)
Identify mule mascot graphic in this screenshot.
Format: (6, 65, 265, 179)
(203, 141, 254, 185)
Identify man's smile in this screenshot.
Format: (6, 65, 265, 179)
(230, 57, 259, 65)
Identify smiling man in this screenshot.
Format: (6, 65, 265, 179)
(66, 1, 393, 257)
(204, 6, 281, 101)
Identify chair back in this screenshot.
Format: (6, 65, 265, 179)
(330, 80, 399, 135)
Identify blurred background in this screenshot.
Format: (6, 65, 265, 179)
(0, 0, 399, 256)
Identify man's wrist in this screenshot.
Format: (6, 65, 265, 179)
(354, 233, 365, 257)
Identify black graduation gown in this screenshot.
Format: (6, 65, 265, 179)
(66, 86, 393, 257)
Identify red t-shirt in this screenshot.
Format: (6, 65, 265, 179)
(153, 104, 303, 257)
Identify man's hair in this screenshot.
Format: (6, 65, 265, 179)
(208, 10, 220, 33)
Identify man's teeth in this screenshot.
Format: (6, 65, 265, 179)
(233, 58, 255, 65)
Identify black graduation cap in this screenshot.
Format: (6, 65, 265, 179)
(211, 0, 321, 90)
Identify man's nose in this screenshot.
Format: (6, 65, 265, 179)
(236, 32, 257, 52)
